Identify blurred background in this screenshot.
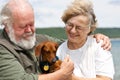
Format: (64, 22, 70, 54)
(31, 0, 120, 28)
(1, 0, 120, 28)
(0, 0, 120, 80)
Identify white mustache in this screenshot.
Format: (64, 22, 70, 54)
(23, 32, 33, 37)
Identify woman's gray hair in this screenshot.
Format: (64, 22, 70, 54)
(62, 0, 97, 34)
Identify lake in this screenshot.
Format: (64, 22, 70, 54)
(111, 39, 120, 80)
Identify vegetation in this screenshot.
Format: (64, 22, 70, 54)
(36, 27, 120, 39)
(0, 27, 120, 39)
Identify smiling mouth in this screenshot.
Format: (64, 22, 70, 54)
(69, 34, 77, 38)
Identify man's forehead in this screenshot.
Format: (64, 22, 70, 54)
(7, 0, 31, 11)
(7, 0, 33, 18)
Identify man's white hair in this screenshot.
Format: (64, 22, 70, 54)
(0, 0, 33, 27)
(0, 0, 36, 49)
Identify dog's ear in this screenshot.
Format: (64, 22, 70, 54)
(35, 42, 46, 57)
(54, 42, 59, 50)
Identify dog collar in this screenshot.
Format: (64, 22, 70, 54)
(52, 56, 59, 63)
(39, 61, 50, 73)
(39, 56, 59, 73)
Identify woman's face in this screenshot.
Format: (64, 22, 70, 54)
(65, 15, 90, 44)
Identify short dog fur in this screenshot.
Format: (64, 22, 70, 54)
(35, 41, 62, 73)
(35, 41, 76, 80)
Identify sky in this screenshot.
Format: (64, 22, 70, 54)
(0, 0, 120, 28)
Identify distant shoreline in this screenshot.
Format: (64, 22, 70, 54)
(111, 38, 120, 40)
(1, 28, 120, 39)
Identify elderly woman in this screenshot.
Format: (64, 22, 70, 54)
(56, 0, 115, 80)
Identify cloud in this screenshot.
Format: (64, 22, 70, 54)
(109, 0, 120, 5)
(92, 0, 120, 28)
(32, 0, 120, 28)
(29, 0, 73, 27)
(0, 0, 120, 28)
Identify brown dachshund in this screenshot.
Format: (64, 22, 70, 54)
(35, 41, 62, 73)
(35, 41, 76, 80)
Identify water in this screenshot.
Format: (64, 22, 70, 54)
(111, 39, 120, 80)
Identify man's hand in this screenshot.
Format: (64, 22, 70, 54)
(93, 33, 111, 51)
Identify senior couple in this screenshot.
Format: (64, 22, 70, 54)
(0, 0, 114, 80)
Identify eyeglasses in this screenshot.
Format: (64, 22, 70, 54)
(65, 22, 90, 31)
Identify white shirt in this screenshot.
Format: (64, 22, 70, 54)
(56, 36, 115, 79)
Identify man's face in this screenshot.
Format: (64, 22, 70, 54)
(7, 9, 36, 49)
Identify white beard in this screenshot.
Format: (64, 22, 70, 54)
(15, 33, 36, 49)
(7, 26, 36, 49)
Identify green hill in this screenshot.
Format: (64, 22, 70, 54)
(1, 28, 120, 39)
(36, 27, 120, 39)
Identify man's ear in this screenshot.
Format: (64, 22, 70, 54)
(4, 24, 9, 33)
